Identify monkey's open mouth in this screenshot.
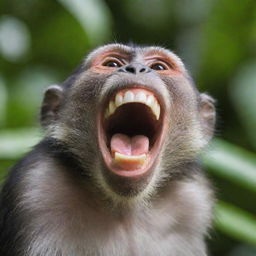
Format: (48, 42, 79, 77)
(97, 87, 167, 178)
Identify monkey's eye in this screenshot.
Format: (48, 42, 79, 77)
(102, 59, 123, 68)
(150, 62, 168, 71)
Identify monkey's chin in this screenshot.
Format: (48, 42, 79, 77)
(97, 87, 168, 180)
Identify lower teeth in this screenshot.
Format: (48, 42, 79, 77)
(114, 152, 147, 169)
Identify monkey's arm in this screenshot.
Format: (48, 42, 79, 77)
(0, 142, 50, 256)
(0, 164, 28, 255)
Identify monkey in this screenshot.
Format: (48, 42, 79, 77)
(0, 43, 216, 256)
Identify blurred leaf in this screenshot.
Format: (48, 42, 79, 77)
(175, 0, 214, 23)
(202, 139, 256, 193)
(57, 0, 112, 44)
(0, 159, 15, 181)
(7, 67, 59, 128)
(124, 0, 170, 29)
(0, 15, 30, 62)
(215, 201, 256, 245)
(228, 244, 256, 256)
(0, 76, 7, 127)
(31, 6, 90, 71)
(198, 0, 255, 90)
(0, 128, 40, 159)
(230, 62, 256, 150)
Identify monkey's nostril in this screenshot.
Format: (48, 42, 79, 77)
(120, 64, 151, 74)
(125, 66, 136, 73)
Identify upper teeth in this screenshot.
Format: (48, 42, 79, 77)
(105, 90, 161, 120)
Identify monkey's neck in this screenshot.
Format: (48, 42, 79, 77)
(40, 137, 85, 173)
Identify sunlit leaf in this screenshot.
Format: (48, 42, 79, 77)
(230, 62, 256, 150)
(0, 128, 41, 159)
(0, 16, 30, 62)
(202, 139, 256, 192)
(7, 67, 59, 127)
(57, 0, 112, 44)
(215, 201, 256, 245)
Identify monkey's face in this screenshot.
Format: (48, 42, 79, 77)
(42, 44, 215, 202)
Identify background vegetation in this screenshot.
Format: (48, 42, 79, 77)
(0, 0, 256, 255)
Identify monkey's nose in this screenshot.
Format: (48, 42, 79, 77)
(118, 63, 151, 74)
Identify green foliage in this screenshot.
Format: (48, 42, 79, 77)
(215, 201, 256, 245)
(58, 0, 112, 44)
(203, 139, 256, 192)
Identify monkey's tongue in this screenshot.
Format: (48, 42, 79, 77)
(111, 133, 149, 155)
(110, 134, 149, 169)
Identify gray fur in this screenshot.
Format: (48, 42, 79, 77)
(0, 44, 215, 256)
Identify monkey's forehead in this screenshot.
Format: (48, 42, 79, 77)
(84, 43, 186, 70)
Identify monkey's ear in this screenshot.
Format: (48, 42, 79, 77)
(40, 85, 64, 128)
(199, 93, 216, 140)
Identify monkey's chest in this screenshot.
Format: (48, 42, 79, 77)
(68, 215, 179, 256)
